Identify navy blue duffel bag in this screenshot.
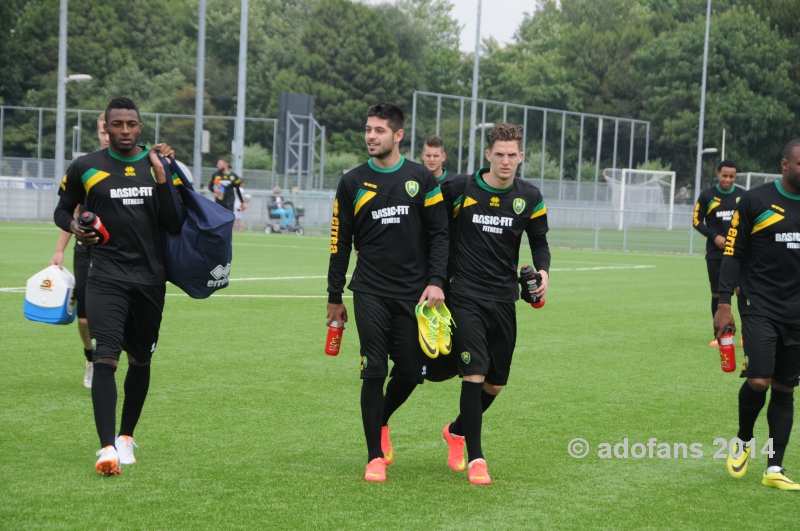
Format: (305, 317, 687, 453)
(158, 157, 234, 299)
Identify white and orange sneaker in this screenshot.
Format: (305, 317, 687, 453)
(115, 435, 138, 465)
(95, 445, 120, 476)
(83, 361, 93, 389)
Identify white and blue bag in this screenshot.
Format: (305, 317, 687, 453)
(23, 265, 76, 325)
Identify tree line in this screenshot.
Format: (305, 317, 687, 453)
(1, 0, 798, 187)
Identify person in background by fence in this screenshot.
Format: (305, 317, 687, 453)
(269, 186, 294, 228)
(50, 112, 109, 389)
(209, 159, 245, 213)
(693, 160, 743, 347)
(233, 186, 246, 232)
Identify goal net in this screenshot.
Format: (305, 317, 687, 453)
(603, 169, 676, 230)
(737, 172, 781, 190)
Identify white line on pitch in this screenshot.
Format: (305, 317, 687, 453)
(229, 275, 350, 282)
(233, 243, 326, 250)
(549, 265, 655, 272)
(166, 294, 353, 299)
(0, 266, 653, 293)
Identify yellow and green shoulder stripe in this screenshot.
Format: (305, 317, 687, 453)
(751, 209, 783, 234)
(81, 168, 110, 193)
(353, 188, 377, 215)
(530, 200, 546, 219)
(424, 186, 443, 207)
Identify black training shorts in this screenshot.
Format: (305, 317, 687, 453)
(706, 258, 721, 294)
(740, 314, 800, 388)
(353, 291, 429, 383)
(450, 292, 517, 386)
(86, 276, 166, 363)
(73, 246, 90, 319)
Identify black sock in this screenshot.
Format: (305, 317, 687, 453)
(711, 297, 719, 319)
(737, 381, 767, 442)
(119, 363, 151, 438)
(460, 381, 485, 462)
(450, 389, 498, 436)
(361, 378, 385, 462)
(381, 377, 417, 426)
(84, 349, 93, 363)
(91, 363, 118, 448)
(767, 388, 794, 468)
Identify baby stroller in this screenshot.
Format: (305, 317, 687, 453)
(264, 200, 304, 235)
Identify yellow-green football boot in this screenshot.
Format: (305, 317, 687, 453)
(726, 441, 751, 479)
(762, 469, 800, 491)
(434, 303, 455, 355)
(415, 304, 440, 359)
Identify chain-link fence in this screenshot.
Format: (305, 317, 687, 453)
(0, 176, 705, 252)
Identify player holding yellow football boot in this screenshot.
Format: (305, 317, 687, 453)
(326, 102, 449, 482)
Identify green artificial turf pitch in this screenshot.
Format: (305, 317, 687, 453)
(0, 223, 796, 530)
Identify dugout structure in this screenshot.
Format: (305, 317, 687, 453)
(603, 169, 676, 230)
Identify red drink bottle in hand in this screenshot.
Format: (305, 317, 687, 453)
(78, 211, 110, 244)
(719, 327, 736, 373)
(325, 321, 344, 356)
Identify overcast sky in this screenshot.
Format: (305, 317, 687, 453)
(362, 0, 538, 52)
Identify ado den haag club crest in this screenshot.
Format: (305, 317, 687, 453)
(405, 181, 419, 197)
(513, 198, 526, 215)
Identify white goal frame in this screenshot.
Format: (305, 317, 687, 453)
(613, 169, 676, 231)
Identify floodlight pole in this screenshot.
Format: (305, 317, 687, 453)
(54, 0, 68, 188)
(466, 0, 482, 175)
(233, 0, 249, 176)
(693, 0, 712, 202)
(193, 0, 207, 187)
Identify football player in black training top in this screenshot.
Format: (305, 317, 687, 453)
(53, 97, 183, 476)
(715, 139, 800, 491)
(326, 102, 449, 482)
(440, 123, 550, 485)
(421, 135, 454, 185)
(50, 112, 110, 389)
(693, 160, 743, 346)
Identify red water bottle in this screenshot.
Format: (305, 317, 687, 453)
(325, 321, 344, 356)
(519, 265, 545, 309)
(719, 327, 736, 373)
(78, 211, 110, 244)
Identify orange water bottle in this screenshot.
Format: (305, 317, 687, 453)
(325, 321, 344, 356)
(719, 327, 736, 372)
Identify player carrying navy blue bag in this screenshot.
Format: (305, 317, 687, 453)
(53, 97, 184, 476)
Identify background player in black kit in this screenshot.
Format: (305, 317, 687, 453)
(440, 123, 550, 485)
(715, 139, 800, 490)
(54, 97, 183, 476)
(421, 135, 453, 185)
(209, 158, 245, 213)
(693, 161, 743, 346)
(326, 102, 449, 482)
(50, 112, 110, 388)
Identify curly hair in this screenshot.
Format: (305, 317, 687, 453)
(487, 123, 523, 150)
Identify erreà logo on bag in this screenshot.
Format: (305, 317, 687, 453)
(208, 263, 231, 287)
